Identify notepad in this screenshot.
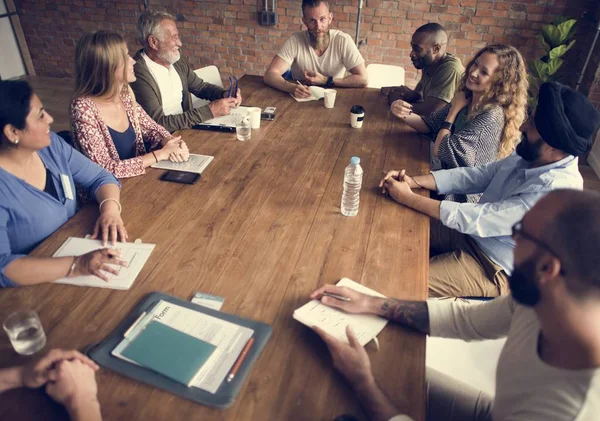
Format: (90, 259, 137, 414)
(293, 278, 388, 346)
(151, 153, 214, 174)
(121, 320, 217, 387)
(52, 237, 155, 290)
(290, 86, 325, 102)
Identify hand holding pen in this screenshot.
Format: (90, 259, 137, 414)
(310, 285, 374, 314)
(378, 169, 423, 195)
(293, 80, 312, 99)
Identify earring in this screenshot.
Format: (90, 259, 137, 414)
(13, 138, 19, 145)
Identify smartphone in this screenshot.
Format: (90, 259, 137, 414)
(160, 170, 200, 185)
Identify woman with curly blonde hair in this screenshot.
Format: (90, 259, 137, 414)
(391, 44, 528, 202)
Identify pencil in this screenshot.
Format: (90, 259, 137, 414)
(227, 337, 254, 382)
(322, 292, 351, 302)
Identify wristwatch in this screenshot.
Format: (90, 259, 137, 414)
(440, 121, 455, 133)
(325, 76, 334, 88)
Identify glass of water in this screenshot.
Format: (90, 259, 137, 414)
(3, 310, 47, 355)
(236, 117, 251, 141)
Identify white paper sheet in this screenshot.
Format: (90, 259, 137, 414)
(112, 300, 254, 393)
(151, 153, 214, 174)
(290, 86, 325, 102)
(293, 278, 388, 346)
(196, 106, 250, 127)
(53, 237, 155, 290)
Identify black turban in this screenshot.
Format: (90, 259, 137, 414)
(535, 81, 600, 157)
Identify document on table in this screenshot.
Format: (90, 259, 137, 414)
(196, 106, 250, 128)
(293, 278, 388, 346)
(112, 300, 254, 393)
(290, 86, 325, 102)
(151, 153, 214, 174)
(52, 237, 155, 290)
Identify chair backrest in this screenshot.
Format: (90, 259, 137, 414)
(192, 65, 223, 108)
(366, 64, 405, 89)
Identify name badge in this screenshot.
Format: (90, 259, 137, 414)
(60, 174, 74, 200)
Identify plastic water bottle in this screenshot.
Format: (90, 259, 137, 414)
(341, 156, 363, 216)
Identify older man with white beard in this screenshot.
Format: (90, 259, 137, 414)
(131, 10, 241, 133)
(264, 0, 368, 98)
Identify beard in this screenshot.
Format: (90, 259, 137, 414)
(508, 258, 542, 307)
(309, 29, 330, 51)
(516, 132, 545, 162)
(412, 52, 434, 70)
(158, 49, 181, 65)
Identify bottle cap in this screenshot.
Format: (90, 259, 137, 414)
(350, 156, 360, 165)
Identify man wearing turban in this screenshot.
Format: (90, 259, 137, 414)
(378, 81, 600, 298)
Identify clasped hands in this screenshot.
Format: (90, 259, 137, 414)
(378, 169, 422, 204)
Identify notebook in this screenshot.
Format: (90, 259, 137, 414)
(121, 320, 216, 387)
(151, 153, 214, 174)
(293, 278, 388, 346)
(290, 86, 325, 102)
(53, 237, 155, 290)
(192, 106, 250, 131)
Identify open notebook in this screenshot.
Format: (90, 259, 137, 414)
(290, 86, 325, 102)
(294, 278, 388, 346)
(53, 237, 155, 290)
(151, 153, 214, 174)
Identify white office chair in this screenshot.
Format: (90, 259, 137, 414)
(192, 65, 224, 108)
(366, 63, 405, 89)
(426, 299, 506, 397)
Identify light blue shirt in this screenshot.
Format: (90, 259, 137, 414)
(432, 153, 583, 274)
(0, 133, 119, 287)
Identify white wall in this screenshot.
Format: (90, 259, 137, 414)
(0, 0, 26, 80)
(589, 131, 600, 179)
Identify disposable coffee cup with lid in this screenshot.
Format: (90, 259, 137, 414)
(350, 105, 365, 128)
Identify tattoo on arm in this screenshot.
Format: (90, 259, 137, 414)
(381, 299, 430, 334)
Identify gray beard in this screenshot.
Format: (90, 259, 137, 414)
(309, 30, 330, 52)
(158, 50, 180, 65)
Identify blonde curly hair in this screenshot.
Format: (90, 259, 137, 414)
(460, 44, 528, 159)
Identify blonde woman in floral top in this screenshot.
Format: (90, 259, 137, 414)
(71, 31, 189, 179)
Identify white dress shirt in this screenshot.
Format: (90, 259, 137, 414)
(141, 52, 184, 116)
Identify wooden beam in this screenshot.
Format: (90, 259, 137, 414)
(5, 0, 35, 76)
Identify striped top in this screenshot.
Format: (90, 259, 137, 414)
(422, 103, 505, 203)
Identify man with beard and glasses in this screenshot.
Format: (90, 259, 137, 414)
(264, 0, 368, 99)
(381, 23, 464, 116)
(308, 189, 600, 421)
(131, 11, 241, 133)
(377, 81, 600, 298)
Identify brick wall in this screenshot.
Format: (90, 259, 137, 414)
(14, 0, 600, 95)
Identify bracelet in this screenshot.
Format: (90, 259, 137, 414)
(67, 257, 77, 277)
(152, 151, 159, 163)
(99, 198, 122, 214)
(413, 178, 424, 189)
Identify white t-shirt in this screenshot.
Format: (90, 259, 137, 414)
(389, 297, 600, 421)
(276, 29, 364, 80)
(141, 52, 184, 116)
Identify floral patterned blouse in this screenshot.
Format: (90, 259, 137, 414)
(71, 88, 171, 178)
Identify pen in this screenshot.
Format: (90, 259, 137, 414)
(227, 337, 254, 382)
(322, 292, 351, 302)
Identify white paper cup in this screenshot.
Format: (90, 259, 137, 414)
(324, 89, 337, 108)
(248, 107, 261, 129)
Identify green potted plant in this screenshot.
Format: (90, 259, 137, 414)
(528, 17, 577, 109)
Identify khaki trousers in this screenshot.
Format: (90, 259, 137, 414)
(428, 220, 509, 298)
(426, 368, 493, 421)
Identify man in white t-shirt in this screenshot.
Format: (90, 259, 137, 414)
(308, 189, 600, 420)
(264, 0, 368, 98)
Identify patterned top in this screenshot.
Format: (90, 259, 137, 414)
(422, 103, 505, 203)
(70, 88, 171, 178)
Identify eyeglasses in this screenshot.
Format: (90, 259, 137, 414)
(227, 76, 239, 98)
(512, 219, 565, 258)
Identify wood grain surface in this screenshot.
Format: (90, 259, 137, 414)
(0, 76, 430, 421)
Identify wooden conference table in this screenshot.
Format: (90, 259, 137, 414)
(0, 76, 430, 421)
